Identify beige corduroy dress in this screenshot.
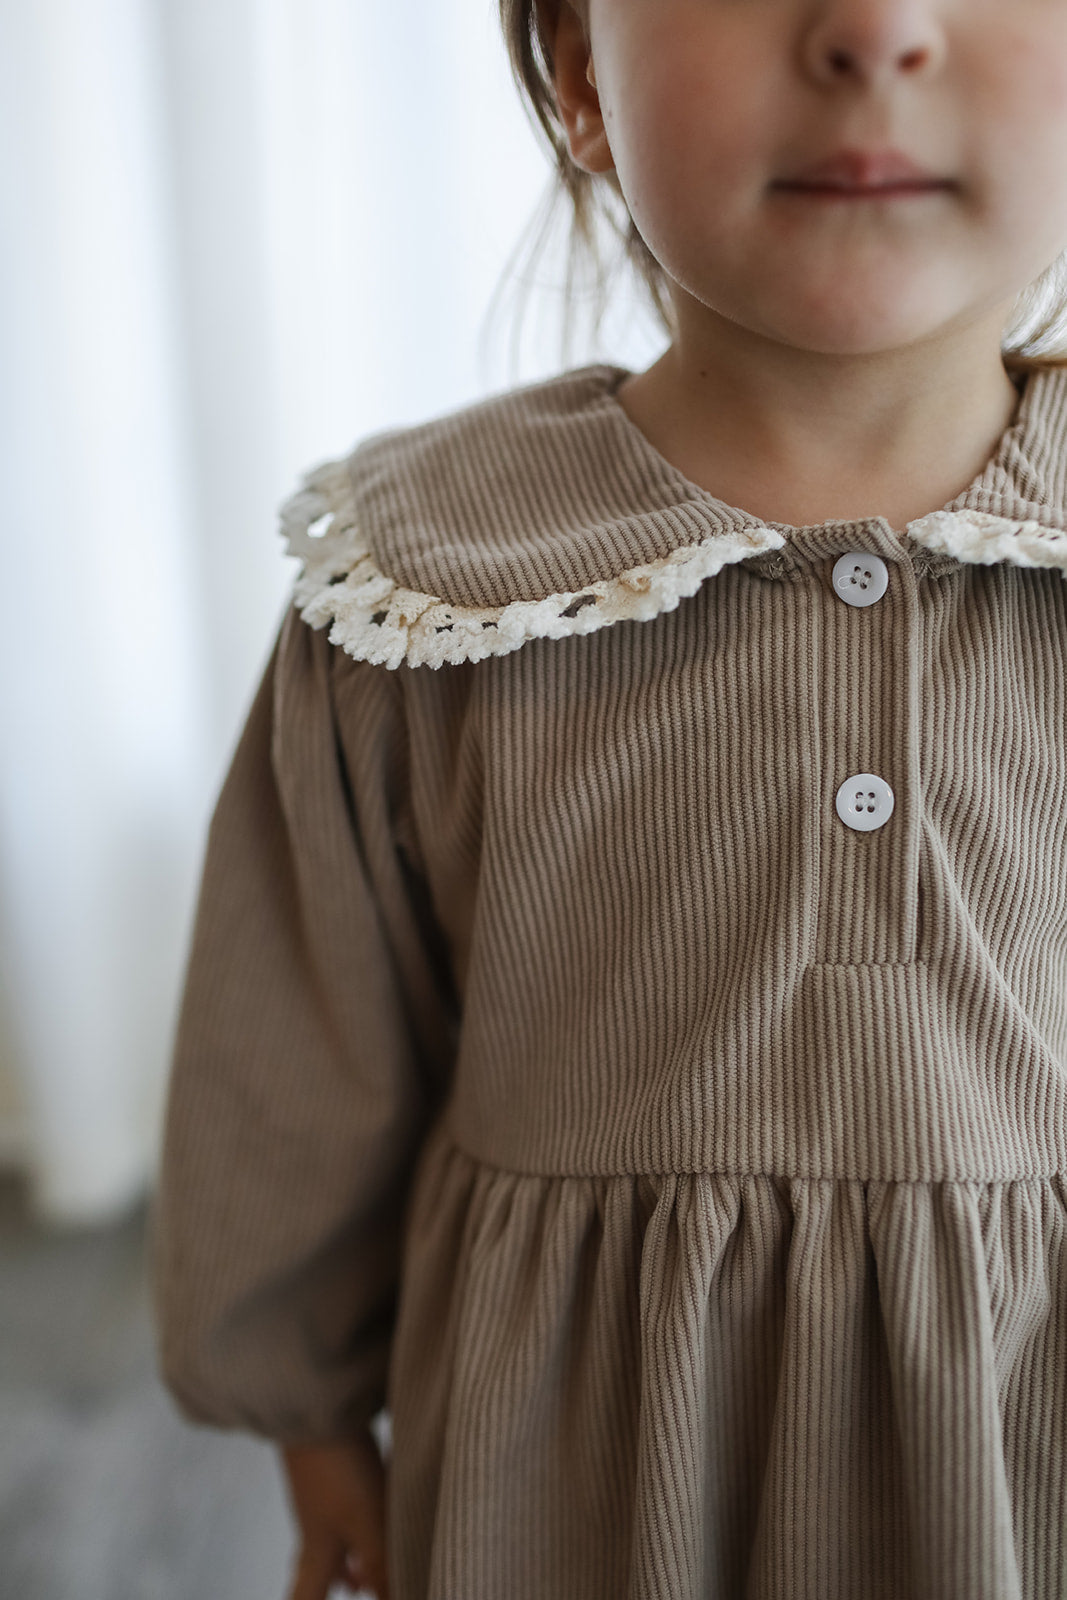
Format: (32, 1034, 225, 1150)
(152, 362, 1067, 1600)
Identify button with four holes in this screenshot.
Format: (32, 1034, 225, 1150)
(832, 551, 889, 607)
(836, 774, 895, 832)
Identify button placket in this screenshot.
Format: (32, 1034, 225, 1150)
(831, 550, 896, 836)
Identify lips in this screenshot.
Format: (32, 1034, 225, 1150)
(774, 149, 950, 191)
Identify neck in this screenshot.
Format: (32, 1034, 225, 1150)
(616, 303, 1023, 532)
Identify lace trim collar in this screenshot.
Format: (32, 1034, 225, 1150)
(283, 456, 794, 669)
(279, 364, 1067, 670)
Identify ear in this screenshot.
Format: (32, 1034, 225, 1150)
(534, 0, 615, 175)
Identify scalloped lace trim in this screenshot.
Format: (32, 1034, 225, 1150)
(904, 508, 1067, 568)
(279, 458, 787, 669)
(279, 460, 1067, 671)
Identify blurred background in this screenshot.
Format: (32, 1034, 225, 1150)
(0, 1, 663, 1594)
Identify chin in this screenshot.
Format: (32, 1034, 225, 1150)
(755, 293, 956, 359)
(786, 268, 963, 348)
(773, 323, 938, 357)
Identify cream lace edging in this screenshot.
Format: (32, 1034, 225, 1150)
(280, 460, 1067, 671)
(904, 508, 1067, 569)
(279, 458, 787, 670)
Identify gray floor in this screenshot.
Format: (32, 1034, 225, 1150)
(0, 1173, 304, 1600)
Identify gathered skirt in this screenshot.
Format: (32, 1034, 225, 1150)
(384, 1116, 1067, 1600)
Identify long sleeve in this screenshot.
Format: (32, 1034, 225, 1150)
(150, 604, 459, 1443)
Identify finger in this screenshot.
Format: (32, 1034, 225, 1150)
(338, 1470, 386, 1580)
(344, 1546, 389, 1600)
(287, 1536, 347, 1600)
(345, 1514, 388, 1597)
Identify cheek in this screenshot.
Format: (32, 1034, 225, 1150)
(967, 20, 1067, 159)
(995, 17, 1067, 109)
(604, 46, 766, 243)
(981, 48, 1067, 265)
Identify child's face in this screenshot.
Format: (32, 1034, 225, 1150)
(557, 0, 1067, 357)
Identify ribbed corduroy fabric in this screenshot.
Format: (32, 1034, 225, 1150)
(152, 363, 1067, 1599)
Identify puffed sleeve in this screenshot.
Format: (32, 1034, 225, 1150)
(150, 603, 458, 1443)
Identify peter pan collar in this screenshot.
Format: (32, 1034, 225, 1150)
(280, 360, 1067, 670)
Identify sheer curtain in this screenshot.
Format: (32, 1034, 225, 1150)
(0, 0, 664, 1223)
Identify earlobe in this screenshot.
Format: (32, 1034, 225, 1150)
(545, 4, 614, 174)
(568, 95, 613, 176)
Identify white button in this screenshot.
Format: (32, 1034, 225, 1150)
(836, 774, 895, 833)
(831, 551, 889, 607)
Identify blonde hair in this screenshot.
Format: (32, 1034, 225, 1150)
(497, 0, 1067, 378)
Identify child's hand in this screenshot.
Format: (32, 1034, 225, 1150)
(280, 1429, 390, 1600)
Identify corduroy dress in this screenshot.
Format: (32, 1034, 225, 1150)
(152, 362, 1067, 1600)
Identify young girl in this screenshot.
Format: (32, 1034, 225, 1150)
(152, 1, 1067, 1596)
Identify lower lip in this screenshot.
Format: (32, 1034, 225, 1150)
(773, 182, 949, 200)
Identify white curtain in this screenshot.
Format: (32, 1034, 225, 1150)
(0, 0, 664, 1224)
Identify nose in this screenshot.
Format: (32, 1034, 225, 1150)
(802, 2, 945, 88)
